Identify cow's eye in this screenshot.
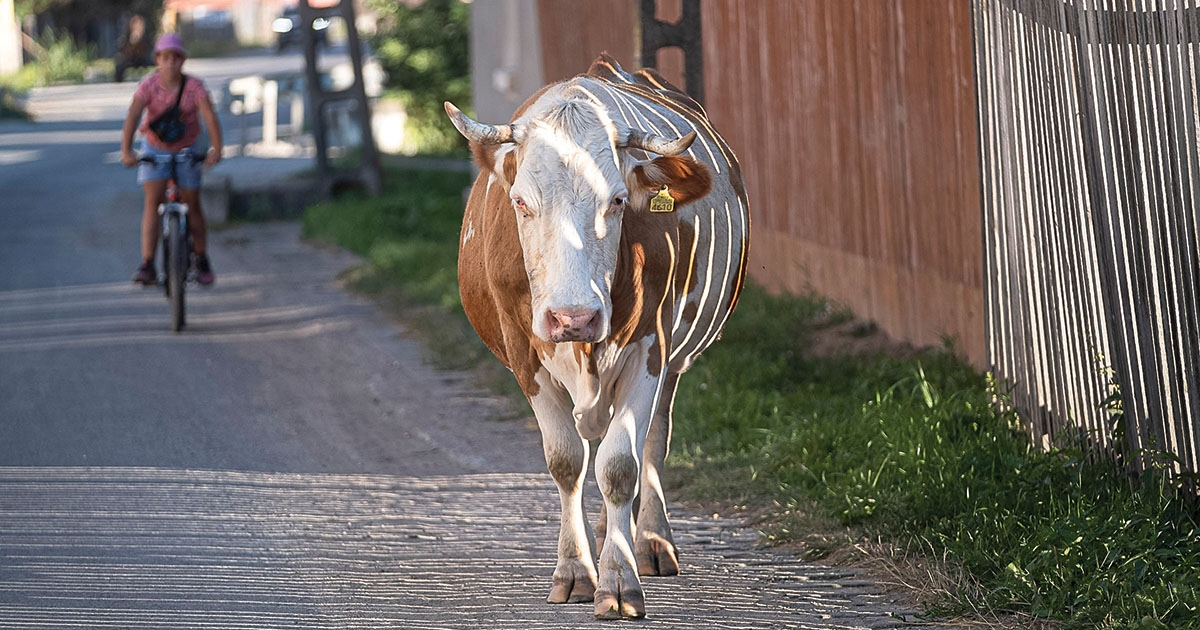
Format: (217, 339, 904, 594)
(512, 196, 533, 218)
(609, 195, 628, 214)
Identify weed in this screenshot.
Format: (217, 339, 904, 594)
(30, 30, 92, 85)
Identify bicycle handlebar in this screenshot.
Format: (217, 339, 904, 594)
(137, 152, 206, 166)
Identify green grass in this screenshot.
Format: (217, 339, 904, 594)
(302, 164, 1200, 629)
(671, 286, 1200, 628)
(301, 165, 499, 378)
(5, 30, 92, 88)
(302, 166, 467, 308)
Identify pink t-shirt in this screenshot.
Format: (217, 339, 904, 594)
(135, 71, 210, 151)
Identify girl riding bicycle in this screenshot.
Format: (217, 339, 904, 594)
(120, 33, 224, 286)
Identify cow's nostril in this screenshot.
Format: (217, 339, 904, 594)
(546, 308, 602, 342)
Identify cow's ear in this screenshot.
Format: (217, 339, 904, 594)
(627, 156, 713, 211)
(472, 143, 519, 192)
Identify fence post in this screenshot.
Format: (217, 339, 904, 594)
(636, 0, 703, 105)
(300, 0, 382, 196)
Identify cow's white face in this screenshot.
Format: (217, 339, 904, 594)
(444, 95, 702, 345)
(506, 114, 628, 344)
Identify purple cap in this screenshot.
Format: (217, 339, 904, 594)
(154, 33, 187, 57)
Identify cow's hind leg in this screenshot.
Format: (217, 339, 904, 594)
(636, 372, 680, 576)
(532, 386, 598, 604)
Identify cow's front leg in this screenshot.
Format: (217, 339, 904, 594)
(530, 383, 597, 604)
(636, 372, 680, 576)
(595, 374, 679, 575)
(592, 370, 661, 619)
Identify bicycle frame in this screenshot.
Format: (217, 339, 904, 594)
(138, 151, 202, 331)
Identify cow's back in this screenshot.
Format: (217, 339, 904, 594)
(580, 58, 750, 371)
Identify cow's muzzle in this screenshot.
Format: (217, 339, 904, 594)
(545, 308, 603, 343)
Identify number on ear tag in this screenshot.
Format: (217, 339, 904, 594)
(649, 186, 675, 213)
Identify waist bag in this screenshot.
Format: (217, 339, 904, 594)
(148, 75, 188, 143)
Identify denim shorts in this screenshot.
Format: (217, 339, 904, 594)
(136, 143, 204, 190)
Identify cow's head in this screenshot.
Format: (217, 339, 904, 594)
(446, 94, 711, 344)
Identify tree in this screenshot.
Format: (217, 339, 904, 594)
(368, 0, 470, 155)
(15, 0, 70, 19)
(18, 0, 162, 57)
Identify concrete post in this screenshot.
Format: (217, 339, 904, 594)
(262, 79, 278, 145)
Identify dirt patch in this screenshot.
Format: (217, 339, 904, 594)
(806, 316, 925, 361)
(672, 493, 1059, 629)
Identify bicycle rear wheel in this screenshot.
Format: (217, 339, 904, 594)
(165, 211, 187, 332)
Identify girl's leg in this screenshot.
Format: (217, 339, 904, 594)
(180, 187, 207, 255)
(141, 179, 168, 262)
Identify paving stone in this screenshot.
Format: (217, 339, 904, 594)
(0, 467, 954, 629)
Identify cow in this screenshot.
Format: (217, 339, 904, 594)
(444, 54, 749, 620)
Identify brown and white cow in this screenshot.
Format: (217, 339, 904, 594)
(445, 54, 749, 619)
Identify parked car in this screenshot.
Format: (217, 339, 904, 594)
(273, 6, 329, 52)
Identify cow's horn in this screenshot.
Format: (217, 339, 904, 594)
(444, 102, 515, 145)
(622, 129, 696, 156)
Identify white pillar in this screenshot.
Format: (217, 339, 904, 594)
(262, 79, 278, 145)
(0, 0, 22, 77)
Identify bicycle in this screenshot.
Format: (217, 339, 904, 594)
(138, 151, 204, 332)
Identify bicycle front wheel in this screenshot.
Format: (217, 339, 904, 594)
(166, 211, 187, 332)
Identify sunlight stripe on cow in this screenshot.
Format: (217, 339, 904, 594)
(592, 84, 722, 174)
(670, 207, 720, 363)
(694, 200, 739, 351)
(669, 214, 702, 349)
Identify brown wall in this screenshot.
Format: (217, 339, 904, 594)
(536, 0, 984, 365)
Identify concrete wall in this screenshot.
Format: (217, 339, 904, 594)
(469, 0, 544, 125)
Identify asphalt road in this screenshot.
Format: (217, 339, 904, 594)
(0, 49, 533, 476)
(0, 51, 946, 628)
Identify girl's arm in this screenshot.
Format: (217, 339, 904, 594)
(120, 95, 147, 167)
(198, 92, 223, 167)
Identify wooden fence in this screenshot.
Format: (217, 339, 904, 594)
(536, 0, 987, 365)
(973, 0, 1200, 471)
(528, 1, 1200, 471)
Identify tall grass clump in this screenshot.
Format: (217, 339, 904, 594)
(0, 85, 28, 119)
(302, 165, 468, 306)
(301, 165, 494, 373)
(671, 284, 1200, 628)
(27, 30, 92, 86)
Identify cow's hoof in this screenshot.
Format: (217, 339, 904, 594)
(547, 562, 597, 604)
(636, 535, 679, 576)
(593, 588, 645, 619)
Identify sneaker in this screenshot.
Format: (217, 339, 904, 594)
(132, 261, 157, 286)
(194, 254, 215, 286)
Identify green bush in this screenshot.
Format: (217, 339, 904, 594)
(367, 0, 470, 156)
(33, 30, 92, 85)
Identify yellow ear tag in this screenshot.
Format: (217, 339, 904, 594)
(649, 186, 675, 213)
